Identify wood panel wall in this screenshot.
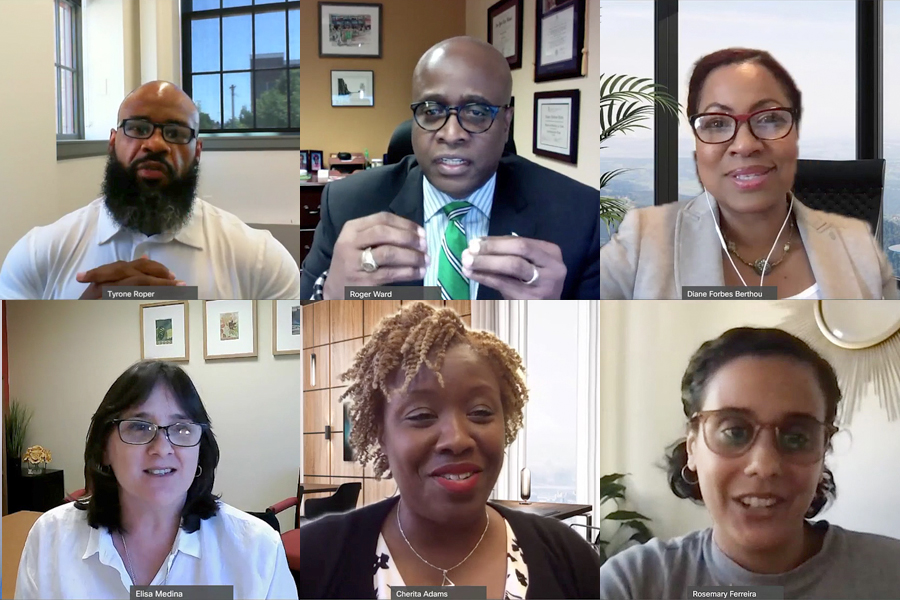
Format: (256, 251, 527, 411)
(302, 300, 472, 508)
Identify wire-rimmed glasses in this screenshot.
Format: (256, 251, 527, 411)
(410, 101, 510, 134)
(689, 107, 798, 145)
(691, 408, 835, 464)
(111, 419, 206, 447)
(119, 119, 197, 145)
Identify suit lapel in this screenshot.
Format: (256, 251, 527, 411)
(794, 201, 865, 298)
(480, 159, 531, 299)
(388, 163, 426, 225)
(675, 195, 726, 289)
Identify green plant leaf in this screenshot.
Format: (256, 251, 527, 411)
(605, 510, 652, 521)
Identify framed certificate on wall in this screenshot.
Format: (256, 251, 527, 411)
(488, 0, 524, 70)
(534, 0, 587, 82)
(533, 89, 581, 164)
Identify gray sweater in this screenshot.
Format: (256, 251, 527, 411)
(599, 521, 900, 599)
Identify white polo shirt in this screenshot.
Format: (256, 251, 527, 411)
(14, 501, 299, 600)
(0, 198, 301, 299)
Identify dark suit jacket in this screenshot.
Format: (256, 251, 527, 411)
(300, 155, 601, 299)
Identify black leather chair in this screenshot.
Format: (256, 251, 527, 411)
(384, 119, 517, 165)
(793, 158, 885, 242)
(299, 482, 362, 522)
(247, 509, 282, 534)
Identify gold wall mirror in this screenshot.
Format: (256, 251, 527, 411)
(814, 301, 900, 349)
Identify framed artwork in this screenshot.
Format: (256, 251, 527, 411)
(319, 2, 383, 58)
(273, 300, 303, 355)
(534, 0, 587, 82)
(310, 150, 324, 172)
(202, 301, 257, 360)
(331, 70, 374, 107)
(140, 302, 189, 362)
(300, 150, 310, 172)
(488, 0, 524, 70)
(533, 89, 581, 164)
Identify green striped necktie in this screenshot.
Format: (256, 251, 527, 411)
(437, 200, 473, 300)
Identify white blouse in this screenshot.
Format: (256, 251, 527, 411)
(785, 282, 821, 299)
(14, 501, 298, 600)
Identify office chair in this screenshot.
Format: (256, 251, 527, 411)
(793, 158, 885, 242)
(384, 119, 517, 165)
(247, 510, 281, 534)
(298, 482, 362, 522)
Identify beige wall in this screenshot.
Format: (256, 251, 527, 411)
(466, 0, 600, 190)
(5, 300, 302, 532)
(598, 300, 900, 541)
(297, 0, 467, 161)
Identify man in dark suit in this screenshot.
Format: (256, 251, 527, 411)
(301, 36, 600, 300)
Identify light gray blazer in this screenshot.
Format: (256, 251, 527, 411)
(600, 194, 899, 299)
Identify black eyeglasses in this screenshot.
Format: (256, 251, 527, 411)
(691, 409, 835, 465)
(689, 107, 798, 145)
(111, 419, 206, 447)
(410, 101, 510, 134)
(119, 119, 197, 145)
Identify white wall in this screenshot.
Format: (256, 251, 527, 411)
(598, 300, 900, 541)
(466, 0, 601, 190)
(6, 300, 302, 532)
(83, 0, 127, 140)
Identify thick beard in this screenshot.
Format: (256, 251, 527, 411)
(102, 153, 200, 237)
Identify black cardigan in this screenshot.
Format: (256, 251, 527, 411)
(295, 496, 601, 599)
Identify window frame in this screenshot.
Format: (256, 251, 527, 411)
(55, 0, 84, 141)
(181, 0, 302, 135)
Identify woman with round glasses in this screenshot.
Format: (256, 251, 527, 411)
(599, 328, 900, 599)
(600, 47, 897, 299)
(295, 302, 601, 599)
(15, 360, 298, 600)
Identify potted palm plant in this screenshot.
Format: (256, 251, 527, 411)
(599, 75, 680, 233)
(5, 399, 34, 475)
(572, 472, 653, 563)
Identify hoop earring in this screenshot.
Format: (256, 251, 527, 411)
(97, 463, 113, 476)
(195, 466, 203, 479)
(681, 465, 699, 485)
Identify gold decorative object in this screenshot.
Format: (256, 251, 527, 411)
(23, 445, 52, 474)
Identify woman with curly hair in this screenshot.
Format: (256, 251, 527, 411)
(296, 302, 600, 599)
(599, 328, 900, 599)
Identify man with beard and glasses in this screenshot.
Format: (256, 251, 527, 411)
(0, 81, 301, 299)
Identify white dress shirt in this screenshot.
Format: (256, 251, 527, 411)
(422, 174, 496, 299)
(0, 198, 302, 299)
(14, 501, 299, 600)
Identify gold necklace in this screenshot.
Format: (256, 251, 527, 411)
(396, 498, 490, 586)
(723, 216, 795, 276)
(120, 532, 173, 586)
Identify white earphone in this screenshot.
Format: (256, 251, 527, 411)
(704, 189, 794, 288)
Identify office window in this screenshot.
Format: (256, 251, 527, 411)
(598, 1, 656, 217)
(678, 1, 856, 201)
(55, 0, 83, 139)
(183, 0, 301, 133)
(885, 1, 900, 277)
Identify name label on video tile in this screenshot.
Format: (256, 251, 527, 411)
(345, 286, 442, 300)
(102, 286, 199, 300)
(130, 585, 233, 600)
(390, 586, 487, 600)
(682, 286, 777, 300)
(688, 586, 784, 599)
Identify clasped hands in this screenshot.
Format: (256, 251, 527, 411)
(76, 255, 186, 299)
(322, 213, 565, 300)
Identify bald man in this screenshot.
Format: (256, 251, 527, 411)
(301, 37, 601, 300)
(0, 81, 301, 299)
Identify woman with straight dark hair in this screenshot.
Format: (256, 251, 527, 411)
(15, 360, 297, 600)
(601, 48, 896, 299)
(599, 328, 900, 599)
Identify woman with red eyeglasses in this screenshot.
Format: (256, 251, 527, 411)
(600, 48, 897, 299)
(599, 328, 900, 599)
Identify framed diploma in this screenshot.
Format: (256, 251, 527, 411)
(488, 0, 524, 70)
(534, 0, 586, 82)
(533, 89, 580, 164)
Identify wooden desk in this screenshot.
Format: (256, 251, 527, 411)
(302, 482, 340, 495)
(3, 510, 43, 598)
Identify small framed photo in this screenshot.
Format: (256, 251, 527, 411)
(533, 89, 581, 164)
(319, 2, 383, 58)
(309, 150, 324, 172)
(331, 70, 374, 107)
(273, 300, 303, 355)
(534, 0, 586, 82)
(203, 301, 257, 360)
(488, 0, 524, 70)
(300, 150, 310, 171)
(140, 302, 189, 362)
